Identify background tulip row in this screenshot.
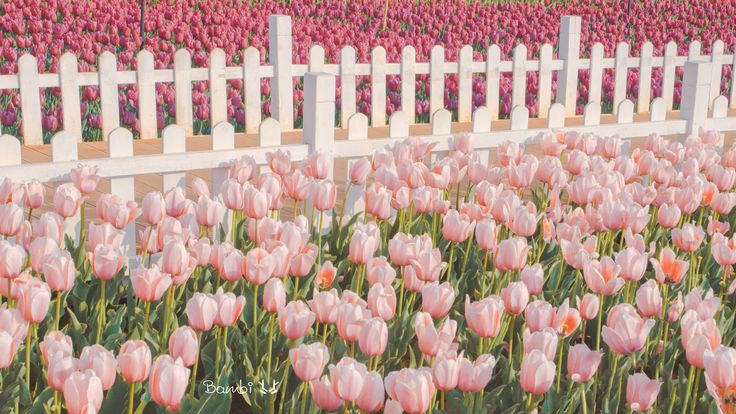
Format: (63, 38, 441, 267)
(3, 128, 736, 413)
(0, 0, 734, 142)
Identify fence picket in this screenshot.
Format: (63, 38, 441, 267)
(472, 107, 491, 165)
(584, 102, 601, 126)
(161, 125, 186, 190)
(269, 15, 294, 130)
(637, 42, 654, 113)
(59, 53, 83, 142)
(430, 46, 445, 117)
(547, 103, 566, 129)
(0, 135, 21, 167)
(18, 54, 43, 145)
(243, 47, 262, 134)
(309, 45, 326, 72)
(486, 45, 501, 121)
(588, 43, 604, 107)
(662, 42, 678, 111)
(617, 100, 635, 123)
(510, 105, 529, 130)
(340, 46, 357, 127)
(710, 40, 724, 108)
(401, 46, 416, 124)
(108, 128, 136, 257)
(98, 52, 120, 141)
(538, 44, 553, 118)
(174, 49, 194, 136)
(389, 111, 409, 138)
(458, 46, 473, 123)
(557, 16, 581, 116)
(371, 47, 387, 127)
(613, 43, 630, 115)
(209, 48, 228, 128)
(344, 113, 369, 216)
(650, 97, 666, 121)
(137, 50, 158, 139)
(211, 121, 235, 240)
(512, 44, 527, 110)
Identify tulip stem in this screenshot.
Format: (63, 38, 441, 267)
(7, 278, 11, 307)
(526, 393, 535, 411)
(96, 279, 107, 344)
(55, 290, 62, 331)
(253, 284, 260, 358)
(579, 383, 588, 414)
(267, 313, 276, 381)
(481, 250, 490, 298)
(292, 277, 300, 300)
(317, 211, 324, 265)
(79, 204, 85, 244)
(604, 354, 619, 412)
(595, 294, 603, 350)
(189, 331, 203, 397)
(683, 364, 695, 414)
(459, 231, 474, 282)
(25, 324, 34, 399)
(507, 315, 516, 368)
(161, 287, 174, 351)
(55, 389, 62, 414)
(338, 182, 352, 228)
(689, 368, 701, 414)
(445, 242, 455, 282)
(556, 340, 564, 391)
(299, 381, 309, 414)
(142, 301, 151, 342)
(127, 382, 136, 414)
(215, 328, 223, 379)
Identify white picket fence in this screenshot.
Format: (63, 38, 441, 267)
(0, 15, 735, 146)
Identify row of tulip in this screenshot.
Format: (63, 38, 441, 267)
(2, 126, 736, 413)
(0, 0, 734, 141)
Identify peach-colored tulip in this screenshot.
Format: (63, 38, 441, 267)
(88, 222, 124, 252)
(359, 317, 388, 356)
(601, 304, 655, 355)
(47, 353, 77, 390)
(442, 210, 475, 243)
(244, 247, 275, 285)
(131, 265, 172, 302)
(421, 282, 455, 319)
(53, 183, 82, 218)
(141, 191, 166, 225)
(583, 256, 624, 296)
(365, 183, 391, 220)
(384, 367, 435, 414)
(635, 280, 662, 318)
(366, 257, 396, 287)
(567, 343, 602, 383)
(0, 331, 16, 369)
(672, 223, 705, 253)
(312, 260, 336, 288)
(24, 180, 44, 209)
(356, 371, 385, 413)
(626, 373, 661, 412)
(103, 198, 140, 230)
(524, 300, 555, 333)
(243, 186, 271, 219)
(520, 349, 556, 395)
(684, 288, 720, 320)
(703, 346, 736, 397)
(213, 287, 246, 327)
(329, 357, 368, 402)
(457, 354, 496, 392)
(657, 204, 681, 228)
(0, 203, 23, 237)
(186, 293, 217, 331)
(267, 149, 292, 176)
(614, 247, 648, 282)
(712, 233, 736, 267)
(501, 281, 530, 315)
(349, 229, 380, 265)
(309, 288, 340, 324)
(32, 212, 63, 245)
(349, 157, 372, 185)
(367, 283, 396, 321)
(188, 237, 212, 267)
(168, 326, 199, 367)
(40, 331, 73, 366)
(163, 187, 190, 218)
(650, 247, 688, 284)
(493, 237, 530, 271)
(88, 244, 125, 281)
(118, 340, 152, 383)
(289, 342, 330, 382)
(553, 298, 581, 338)
(79, 344, 117, 390)
(162, 240, 196, 285)
(578, 293, 600, 321)
(523, 328, 559, 361)
(465, 295, 504, 338)
(521, 264, 544, 295)
(149, 355, 190, 412)
(29, 236, 60, 273)
(0, 241, 25, 280)
(17, 281, 51, 324)
(336, 301, 370, 343)
(290, 245, 317, 277)
(263, 278, 286, 313)
(668, 293, 684, 322)
(0, 305, 28, 346)
(304, 152, 330, 180)
(63, 369, 104, 414)
(280, 300, 316, 340)
(432, 349, 463, 391)
(415, 312, 457, 357)
(70, 165, 100, 195)
(218, 248, 244, 282)
(686, 334, 718, 369)
(475, 219, 500, 251)
(195, 195, 225, 228)
(310, 375, 344, 411)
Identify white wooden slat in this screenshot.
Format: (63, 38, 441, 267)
(538, 44, 553, 119)
(681, 61, 713, 136)
(486, 45, 501, 121)
(662, 42, 678, 111)
(613, 42, 630, 115)
(211, 121, 235, 240)
(650, 97, 666, 121)
(430, 46, 445, 117)
(557, 16, 581, 116)
(617, 99, 635, 124)
(688, 41, 702, 60)
(389, 110, 409, 138)
(259, 117, 281, 147)
(510, 105, 529, 130)
(0, 135, 21, 167)
(340, 46, 357, 128)
(471, 106, 491, 166)
(98, 52, 120, 141)
(309, 45, 325, 72)
(18, 54, 43, 145)
(712, 95, 728, 118)
(108, 128, 136, 257)
(174, 49, 194, 136)
(457, 45, 473, 123)
(347, 113, 368, 141)
(137, 50, 158, 139)
(431, 108, 452, 135)
(210, 48, 228, 127)
(161, 124, 186, 190)
(512, 44, 527, 110)
(59, 53, 83, 142)
(243, 47, 262, 134)
(547, 103, 566, 129)
(371, 47, 387, 127)
(587, 43, 604, 107)
(344, 112, 369, 216)
(400, 46, 416, 124)
(637, 42, 654, 113)
(583, 102, 601, 126)
(303, 72, 336, 179)
(709, 40, 724, 108)
(269, 15, 294, 130)
(51, 131, 80, 238)
(731, 50, 736, 109)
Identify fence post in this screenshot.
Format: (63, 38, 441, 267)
(680, 61, 712, 137)
(557, 16, 581, 117)
(303, 72, 336, 179)
(269, 15, 294, 131)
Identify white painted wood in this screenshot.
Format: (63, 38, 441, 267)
(613, 42, 630, 115)
(371, 47, 387, 127)
(347, 113, 368, 141)
(51, 131, 80, 239)
(211, 121, 235, 240)
(617, 100, 635, 124)
(108, 128, 136, 256)
(0, 135, 21, 167)
(269, 15, 294, 130)
(161, 124, 186, 190)
(662, 42, 678, 111)
(637, 42, 654, 113)
(430, 46, 445, 116)
(340, 46, 357, 127)
(547, 103, 565, 129)
(512, 44, 527, 110)
(712, 95, 728, 118)
(304, 72, 336, 179)
(731, 50, 736, 109)
(688, 41, 702, 60)
(709, 40, 724, 108)
(583, 102, 601, 125)
(59, 53, 83, 142)
(259, 117, 281, 147)
(557, 16, 581, 116)
(486, 45, 501, 121)
(510, 105, 529, 130)
(389, 110, 409, 138)
(209, 48, 228, 128)
(472, 106, 491, 133)
(400, 46, 416, 124)
(243, 47, 261, 134)
(650, 97, 666, 121)
(137, 50, 158, 139)
(680, 61, 713, 136)
(309, 45, 325, 72)
(587, 43, 604, 107)
(98, 52, 120, 141)
(431, 108, 452, 135)
(174, 49, 194, 136)
(18, 54, 43, 145)
(538, 44, 553, 118)
(458, 45, 473, 123)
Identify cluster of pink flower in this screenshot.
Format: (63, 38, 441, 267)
(0, 0, 734, 141)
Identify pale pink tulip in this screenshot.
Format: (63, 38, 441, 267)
(567, 343, 602, 383)
(63, 369, 104, 414)
(520, 350, 556, 395)
(289, 342, 330, 381)
(626, 373, 662, 412)
(149, 355, 190, 412)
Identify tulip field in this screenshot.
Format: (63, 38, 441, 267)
(0, 0, 735, 141)
(2, 127, 736, 413)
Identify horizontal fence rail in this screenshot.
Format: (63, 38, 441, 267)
(0, 15, 734, 145)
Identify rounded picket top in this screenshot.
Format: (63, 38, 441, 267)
(471, 106, 491, 133)
(259, 118, 281, 147)
(712, 95, 728, 118)
(431, 108, 452, 135)
(347, 113, 369, 141)
(616, 100, 635, 123)
(0, 135, 21, 167)
(211, 121, 235, 151)
(583, 101, 601, 126)
(510, 105, 529, 130)
(389, 110, 409, 138)
(108, 128, 134, 158)
(162, 124, 186, 154)
(649, 97, 666, 121)
(51, 131, 78, 162)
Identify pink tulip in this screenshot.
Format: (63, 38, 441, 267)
(329, 357, 368, 402)
(578, 293, 600, 321)
(566, 343, 602, 383)
(523, 327, 559, 361)
(47, 353, 77, 391)
(304, 152, 330, 180)
(602, 304, 655, 355)
(149, 355, 190, 412)
(465, 295, 504, 338)
(217, 247, 244, 282)
(32, 212, 64, 245)
(63, 369, 104, 414)
(384, 367, 435, 414)
(657, 204, 681, 228)
(186, 293, 217, 331)
(169, 326, 199, 367)
(309, 288, 340, 323)
(365, 183, 391, 220)
(315, 261, 337, 288)
(131, 265, 172, 302)
(310, 375, 344, 411)
(350, 158, 372, 185)
(0, 305, 28, 346)
(162, 240, 196, 285)
(614, 247, 648, 282)
(359, 317, 388, 356)
(141, 191, 166, 225)
(311, 180, 337, 212)
(53, 183, 82, 218)
(493, 237, 530, 271)
(650, 247, 688, 284)
(635, 280, 662, 318)
(88, 244, 125, 280)
(29, 236, 60, 273)
(553, 298, 581, 337)
(244, 247, 275, 285)
(524, 300, 556, 333)
(415, 312, 457, 357)
(263, 278, 286, 313)
(17, 281, 51, 324)
(191, 177, 210, 198)
(457, 354, 496, 392)
(521, 264, 544, 295)
(672, 223, 705, 253)
(279, 300, 316, 340)
(421, 282, 455, 319)
(367, 283, 396, 321)
(349, 229, 380, 265)
(432, 349, 463, 391)
(243, 186, 270, 219)
(195, 195, 225, 228)
(336, 301, 370, 343)
(520, 349, 556, 395)
(684, 288, 720, 320)
(40, 331, 73, 366)
(290, 342, 330, 382)
(87, 222, 124, 252)
(70, 165, 100, 195)
(118, 340, 152, 383)
(366, 257, 396, 287)
(475, 219, 500, 251)
(267, 149, 292, 176)
(164, 187, 190, 218)
(356, 371, 385, 413)
(0, 241, 26, 280)
(0, 203, 23, 237)
(409, 247, 445, 282)
(213, 287, 245, 327)
(626, 373, 661, 412)
(229, 155, 257, 184)
(501, 281, 530, 315)
(442, 209, 475, 243)
(0, 331, 16, 369)
(583, 256, 624, 296)
(79, 344, 117, 390)
(24, 180, 44, 209)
